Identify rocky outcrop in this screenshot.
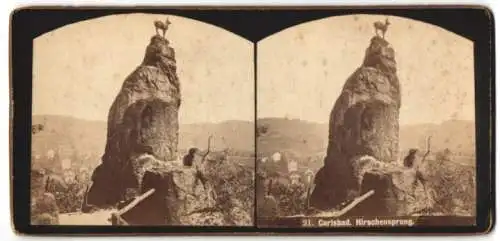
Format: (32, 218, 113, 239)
(87, 35, 181, 207)
(310, 36, 401, 210)
(82, 32, 253, 226)
(117, 153, 252, 226)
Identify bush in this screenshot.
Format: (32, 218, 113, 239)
(421, 155, 475, 216)
(203, 159, 255, 225)
(257, 169, 308, 217)
(31, 193, 60, 225)
(270, 181, 307, 216)
(54, 182, 87, 213)
(32, 213, 59, 225)
(32, 166, 91, 215)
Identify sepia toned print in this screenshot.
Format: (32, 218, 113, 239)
(256, 14, 476, 227)
(31, 13, 255, 226)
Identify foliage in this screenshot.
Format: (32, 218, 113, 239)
(256, 148, 476, 218)
(31, 165, 91, 216)
(269, 181, 307, 216)
(31, 193, 60, 225)
(258, 165, 309, 217)
(203, 158, 255, 225)
(32, 213, 59, 225)
(54, 182, 87, 213)
(421, 151, 476, 216)
(256, 124, 269, 138)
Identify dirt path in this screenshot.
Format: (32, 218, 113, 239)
(58, 209, 115, 225)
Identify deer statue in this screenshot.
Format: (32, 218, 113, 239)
(373, 18, 390, 39)
(154, 18, 172, 38)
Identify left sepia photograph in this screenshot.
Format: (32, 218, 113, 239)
(30, 13, 255, 226)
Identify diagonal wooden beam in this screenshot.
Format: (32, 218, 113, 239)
(111, 212, 129, 225)
(285, 190, 376, 218)
(313, 190, 375, 217)
(116, 188, 156, 216)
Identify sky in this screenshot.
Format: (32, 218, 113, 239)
(33, 13, 254, 124)
(257, 14, 475, 125)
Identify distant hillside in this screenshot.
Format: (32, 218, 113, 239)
(32, 115, 107, 158)
(256, 118, 328, 158)
(178, 120, 254, 152)
(31, 115, 475, 165)
(256, 118, 475, 160)
(398, 120, 475, 156)
(32, 115, 254, 161)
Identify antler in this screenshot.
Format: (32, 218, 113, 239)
(207, 135, 213, 153)
(421, 135, 432, 163)
(201, 135, 214, 162)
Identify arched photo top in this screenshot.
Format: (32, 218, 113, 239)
(257, 13, 476, 43)
(257, 14, 474, 126)
(33, 13, 254, 125)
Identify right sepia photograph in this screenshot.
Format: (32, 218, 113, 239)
(256, 14, 476, 227)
